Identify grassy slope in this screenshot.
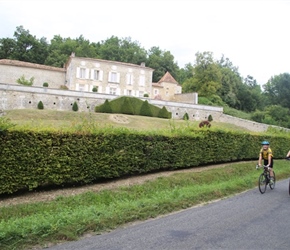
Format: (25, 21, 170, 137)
(5, 109, 252, 132)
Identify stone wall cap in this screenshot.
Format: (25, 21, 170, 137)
(0, 59, 66, 72)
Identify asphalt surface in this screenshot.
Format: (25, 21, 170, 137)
(47, 178, 290, 250)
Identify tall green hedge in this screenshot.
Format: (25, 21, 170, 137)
(0, 128, 288, 195)
(94, 97, 172, 119)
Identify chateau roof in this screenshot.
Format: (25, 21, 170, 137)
(0, 59, 66, 72)
(158, 71, 179, 84)
(66, 54, 155, 71)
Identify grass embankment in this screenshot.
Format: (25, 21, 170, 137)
(5, 109, 252, 133)
(1, 160, 290, 250)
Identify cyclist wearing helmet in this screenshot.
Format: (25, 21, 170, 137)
(258, 141, 274, 182)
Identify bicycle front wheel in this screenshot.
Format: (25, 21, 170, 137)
(269, 171, 275, 190)
(259, 173, 267, 194)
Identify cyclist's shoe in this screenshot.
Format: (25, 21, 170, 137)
(269, 178, 274, 184)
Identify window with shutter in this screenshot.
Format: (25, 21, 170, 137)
(80, 68, 86, 79)
(126, 73, 133, 85)
(94, 70, 100, 80)
(108, 72, 120, 83)
(139, 75, 145, 86)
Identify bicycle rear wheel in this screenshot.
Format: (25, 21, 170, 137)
(259, 173, 267, 194)
(269, 171, 275, 190)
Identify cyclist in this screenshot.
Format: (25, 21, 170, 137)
(258, 141, 274, 183)
(285, 150, 290, 160)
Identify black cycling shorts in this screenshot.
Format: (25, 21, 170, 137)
(264, 158, 274, 168)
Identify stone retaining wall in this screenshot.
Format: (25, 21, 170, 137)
(1, 83, 289, 132)
(0, 83, 223, 121)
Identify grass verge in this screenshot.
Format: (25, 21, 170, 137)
(0, 160, 290, 250)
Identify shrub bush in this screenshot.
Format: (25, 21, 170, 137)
(43, 82, 49, 87)
(92, 86, 98, 92)
(60, 85, 69, 90)
(199, 120, 211, 128)
(0, 117, 15, 134)
(16, 75, 34, 86)
(72, 101, 79, 112)
(37, 101, 44, 110)
(183, 113, 189, 120)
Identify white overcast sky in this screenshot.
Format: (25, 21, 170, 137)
(0, 0, 289, 85)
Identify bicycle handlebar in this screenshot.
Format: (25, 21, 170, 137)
(256, 165, 270, 170)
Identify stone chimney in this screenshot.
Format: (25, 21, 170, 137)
(140, 62, 145, 67)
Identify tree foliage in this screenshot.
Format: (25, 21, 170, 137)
(96, 36, 147, 65)
(183, 51, 222, 96)
(0, 26, 49, 64)
(263, 73, 290, 109)
(146, 46, 179, 83)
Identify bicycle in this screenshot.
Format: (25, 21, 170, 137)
(256, 165, 275, 194)
(285, 157, 290, 196)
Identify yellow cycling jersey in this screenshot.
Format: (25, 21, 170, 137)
(260, 147, 273, 160)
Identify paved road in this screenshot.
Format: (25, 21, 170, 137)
(47, 179, 290, 250)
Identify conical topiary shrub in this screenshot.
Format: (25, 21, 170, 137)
(102, 99, 113, 113)
(183, 112, 189, 120)
(158, 106, 170, 119)
(139, 100, 153, 117)
(37, 101, 44, 110)
(72, 101, 79, 112)
(120, 97, 134, 115)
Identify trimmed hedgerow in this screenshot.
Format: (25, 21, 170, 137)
(94, 97, 170, 119)
(0, 128, 288, 195)
(120, 97, 135, 115)
(158, 106, 171, 119)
